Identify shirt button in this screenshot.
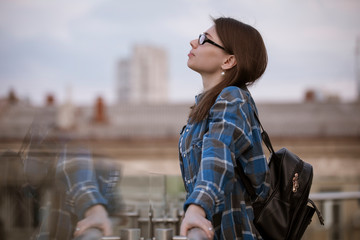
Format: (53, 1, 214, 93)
(187, 180, 191, 184)
(186, 129, 189, 132)
(183, 153, 186, 157)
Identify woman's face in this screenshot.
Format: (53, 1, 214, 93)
(187, 25, 228, 77)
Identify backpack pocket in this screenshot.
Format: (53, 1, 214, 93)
(253, 195, 291, 240)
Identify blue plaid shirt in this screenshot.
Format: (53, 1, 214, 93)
(179, 86, 270, 239)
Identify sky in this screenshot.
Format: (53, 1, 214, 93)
(0, 0, 359, 105)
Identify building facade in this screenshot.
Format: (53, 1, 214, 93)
(356, 37, 360, 102)
(0, 100, 360, 239)
(117, 45, 169, 104)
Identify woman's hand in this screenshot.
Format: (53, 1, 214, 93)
(73, 204, 112, 238)
(180, 204, 214, 240)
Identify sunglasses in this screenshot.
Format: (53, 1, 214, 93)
(198, 33, 226, 51)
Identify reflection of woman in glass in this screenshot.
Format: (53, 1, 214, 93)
(17, 123, 121, 239)
(179, 17, 270, 239)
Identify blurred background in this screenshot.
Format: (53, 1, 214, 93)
(0, 0, 359, 239)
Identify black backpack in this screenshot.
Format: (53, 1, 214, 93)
(236, 113, 324, 240)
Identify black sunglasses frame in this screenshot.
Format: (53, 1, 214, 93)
(198, 33, 226, 51)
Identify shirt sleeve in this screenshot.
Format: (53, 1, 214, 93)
(184, 87, 254, 219)
(55, 145, 108, 219)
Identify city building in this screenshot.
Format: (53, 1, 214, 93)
(356, 37, 360, 102)
(117, 45, 169, 104)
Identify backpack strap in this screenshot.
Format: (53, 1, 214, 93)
(240, 86, 275, 154)
(253, 112, 275, 155)
(235, 162, 258, 201)
(235, 111, 275, 201)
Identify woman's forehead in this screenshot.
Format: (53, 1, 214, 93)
(204, 25, 218, 39)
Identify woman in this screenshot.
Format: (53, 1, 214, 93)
(179, 17, 270, 239)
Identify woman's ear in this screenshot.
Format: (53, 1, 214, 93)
(222, 55, 237, 70)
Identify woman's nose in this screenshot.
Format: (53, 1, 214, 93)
(190, 39, 198, 48)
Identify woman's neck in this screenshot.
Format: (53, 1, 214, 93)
(201, 73, 222, 91)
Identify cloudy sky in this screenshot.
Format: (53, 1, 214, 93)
(0, 0, 359, 105)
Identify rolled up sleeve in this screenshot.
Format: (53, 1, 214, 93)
(56, 147, 108, 219)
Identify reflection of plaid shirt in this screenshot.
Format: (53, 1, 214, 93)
(179, 86, 270, 239)
(29, 144, 121, 240)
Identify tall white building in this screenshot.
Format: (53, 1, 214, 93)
(117, 45, 168, 104)
(356, 37, 360, 102)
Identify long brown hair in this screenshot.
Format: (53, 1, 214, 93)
(189, 17, 268, 123)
